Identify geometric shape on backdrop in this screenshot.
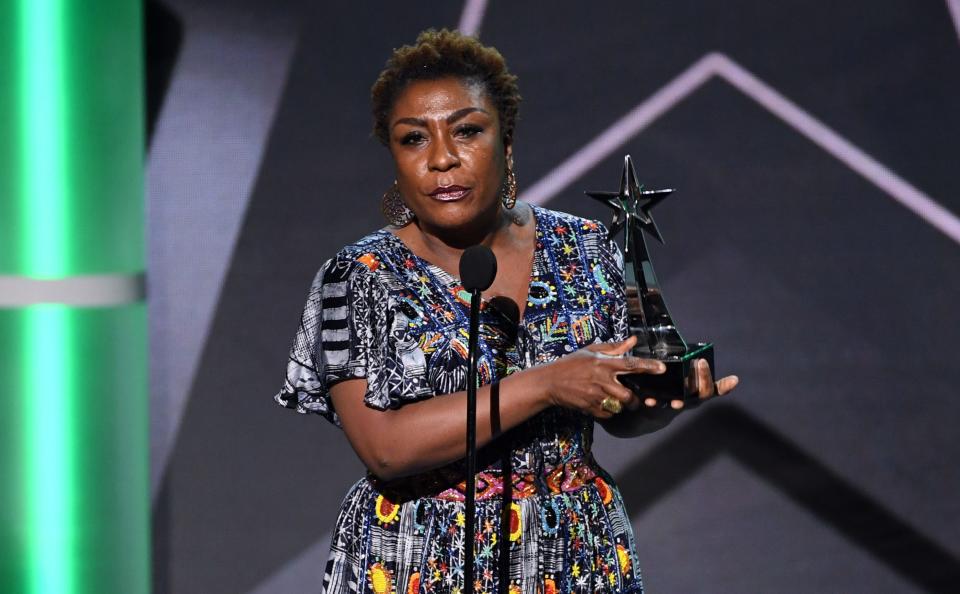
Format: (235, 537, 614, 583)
(618, 404, 960, 592)
(146, 4, 300, 499)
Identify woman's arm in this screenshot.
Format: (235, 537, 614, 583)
(331, 336, 662, 481)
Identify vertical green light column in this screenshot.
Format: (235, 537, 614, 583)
(0, 2, 149, 593)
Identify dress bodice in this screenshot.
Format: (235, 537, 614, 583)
(276, 205, 628, 497)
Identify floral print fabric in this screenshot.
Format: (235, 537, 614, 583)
(276, 206, 642, 593)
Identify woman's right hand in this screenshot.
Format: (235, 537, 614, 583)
(541, 335, 666, 419)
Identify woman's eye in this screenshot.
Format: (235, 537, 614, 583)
(400, 132, 426, 145)
(456, 124, 483, 138)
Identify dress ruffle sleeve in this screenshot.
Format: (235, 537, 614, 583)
(274, 253, 433, 426)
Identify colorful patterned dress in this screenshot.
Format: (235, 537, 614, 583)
(276, 206, 643, 594)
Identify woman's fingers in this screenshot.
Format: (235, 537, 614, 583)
(643, 396, 685, 410)
(587, 340, 664, 375)
(589, 335, 637, 356)
(601, 380, 635, 407)
(601, 376, 634, 399)
(714, 375, 739, 396)
(590, 381, 637, 418)
(628, 362, 740, 411)
(617, 355, 666, 375)
(693, 358, 713, 398)
(611, 335, 638, 354)
(689, 359, 742, 399)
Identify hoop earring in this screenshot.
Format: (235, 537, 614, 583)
(381, 181, 414, 226)
(501, 165, 517, 210)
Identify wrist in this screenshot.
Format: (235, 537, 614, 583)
(515, 363, 556, 409)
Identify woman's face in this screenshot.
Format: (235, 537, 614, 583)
(388, 77, 511, 237)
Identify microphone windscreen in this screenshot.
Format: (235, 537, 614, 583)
(488, 296, 519, 327)
(459, 245, 498, 292)
(488, 296, 520, 342)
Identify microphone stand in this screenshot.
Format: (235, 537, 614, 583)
(459, 244, 496, 594)
(464, 286, 481, 594)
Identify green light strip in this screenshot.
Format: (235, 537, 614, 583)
(25, 306, 74, 594)
(2, 1, 148, 591)
(17, 1, 74, 591)
(18, 0, 68, 278)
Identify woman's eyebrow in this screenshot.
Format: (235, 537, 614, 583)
(446, 107, 487, 123)
(392, 107, 489, 129)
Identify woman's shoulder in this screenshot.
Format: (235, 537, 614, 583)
(529, 204, 614, 261)
(530, 204, 609, 236)
(330, 228, 397, 260)
(319, 229, 401, 282)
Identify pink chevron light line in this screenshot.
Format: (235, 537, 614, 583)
(521, 52, 960, 246)
(458, 0, 488, 36)
(949, 0, 960, 42)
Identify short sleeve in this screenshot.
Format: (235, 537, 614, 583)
(274, 254, 430, 426)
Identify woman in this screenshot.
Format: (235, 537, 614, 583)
(276, 29, 737, 594)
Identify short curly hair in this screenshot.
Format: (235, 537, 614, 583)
(371, 29, 521, 147)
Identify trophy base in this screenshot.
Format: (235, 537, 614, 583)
(618, 342, 714, 407)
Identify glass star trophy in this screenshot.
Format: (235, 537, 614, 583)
(586, 155, 714, 407)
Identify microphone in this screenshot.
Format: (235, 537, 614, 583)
(459, 244, 497, 292)
(458, 244, 497, 594)
(488, 296, 520, 341)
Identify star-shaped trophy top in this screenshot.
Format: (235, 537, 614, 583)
(585, 154, 674, 247)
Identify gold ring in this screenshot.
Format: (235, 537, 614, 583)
(601, 396, 622, 414)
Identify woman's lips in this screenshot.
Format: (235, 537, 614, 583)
(429, 185, 471, 201)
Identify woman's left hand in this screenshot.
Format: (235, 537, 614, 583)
(600, 358, 740, 438)
(641, 358, 739, 411)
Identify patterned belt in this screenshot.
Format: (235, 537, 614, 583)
(434, 458, 600, 502)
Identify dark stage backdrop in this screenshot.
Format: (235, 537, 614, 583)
(147, 1, 960, 592)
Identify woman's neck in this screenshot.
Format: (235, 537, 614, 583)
(393, 202, 533, 276)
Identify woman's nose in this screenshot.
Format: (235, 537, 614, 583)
(428, 133, 460, 171)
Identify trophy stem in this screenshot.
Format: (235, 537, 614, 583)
(623, 205, 688, 359)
